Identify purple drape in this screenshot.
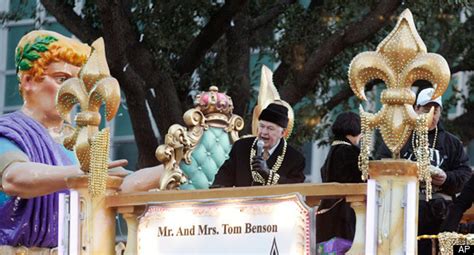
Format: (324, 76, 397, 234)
(0, 111, 72, 248)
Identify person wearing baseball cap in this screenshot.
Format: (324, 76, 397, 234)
(213, 102, 305, 187)
(415, 87, 443, 130)
(378, 87, 471, 254)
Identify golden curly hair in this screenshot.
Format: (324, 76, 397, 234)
(16, 30, 91, 93)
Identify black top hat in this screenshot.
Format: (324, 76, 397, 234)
(258, 103, 289, 128)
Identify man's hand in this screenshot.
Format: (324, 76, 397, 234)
(430, 166, 447, 186)
(251, 156, 269, 179)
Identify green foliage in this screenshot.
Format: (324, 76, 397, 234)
(274, 1, 473, 144)
(4, 0, 472, 145)
(129, 1, 222, 102)
(79, 0, 474, 143)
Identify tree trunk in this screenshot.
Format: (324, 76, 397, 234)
(95, 0, 163, 168)
(226, 6, 251, 123)
(115, 69, 160, 168)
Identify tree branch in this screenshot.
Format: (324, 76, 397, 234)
(438, 14, 474, 72)
(273, 61, 290, 89)
(307, 0, 324, 11)
(281, 0, 402, 104)
(451, 104, 474, 143)
(175, 0, 248, 75)
(40, 0, 101, 43)
(323, 80, 381, 115)
(324, 87, 355, 111)
(320, 11, 473, 114)
(249, 0, 296, 30)
(451, 62, 474, 74)
(95, 0, 183, 118)
(226, 9, 251, 119)
(115, 68, 160, 168)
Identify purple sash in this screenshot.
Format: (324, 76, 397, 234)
(0, 111, 72, 248)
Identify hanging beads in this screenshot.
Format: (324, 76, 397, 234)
(88, 128, 110, 197)
(414, 115, 432, 201)
(358, 112, 372, 181)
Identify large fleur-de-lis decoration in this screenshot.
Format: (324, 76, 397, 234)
(349, 9, 450, 199)
(56, 38, 120, 174)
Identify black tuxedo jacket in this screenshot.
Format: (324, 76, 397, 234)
(212, 137, 305, 187)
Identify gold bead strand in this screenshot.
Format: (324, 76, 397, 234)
(250, 137, 287, 185)
(88, 128, 110, 197)
(414, 115, 432, 201)
(358, 112, 372, 181)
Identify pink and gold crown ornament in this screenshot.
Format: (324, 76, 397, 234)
(195, 86, 234, 117)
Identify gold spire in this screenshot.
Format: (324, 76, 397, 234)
(252, 65, 295, 139)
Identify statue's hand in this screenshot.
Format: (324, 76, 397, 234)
(107, 159, 130, 177)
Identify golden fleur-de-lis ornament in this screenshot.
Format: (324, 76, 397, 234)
(56, 38, 121, 173)
(349, 9, 450, 199)
(349, 9, 449, 156)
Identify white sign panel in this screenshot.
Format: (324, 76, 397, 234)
(137, 193, 313, 255)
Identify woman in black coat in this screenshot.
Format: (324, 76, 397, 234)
(316, 112, 363, 243)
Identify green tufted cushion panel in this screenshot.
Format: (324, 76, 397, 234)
(179, 127, 232, 190)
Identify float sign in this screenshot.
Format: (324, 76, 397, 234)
(137, 193, 313, 254)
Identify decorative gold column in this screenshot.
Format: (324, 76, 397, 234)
(66, 176, 123, 255)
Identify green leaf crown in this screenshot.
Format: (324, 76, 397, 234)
(15, 35, 58, 72)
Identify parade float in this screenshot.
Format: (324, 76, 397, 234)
(57, 9, 469, 255)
